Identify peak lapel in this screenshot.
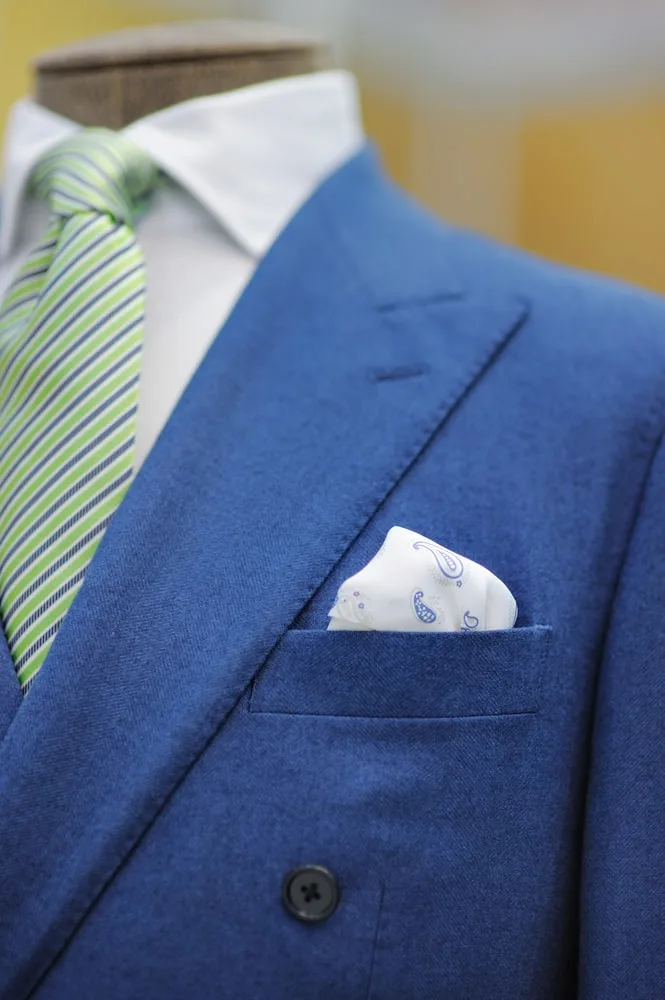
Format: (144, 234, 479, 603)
(0, 148, 528, 998)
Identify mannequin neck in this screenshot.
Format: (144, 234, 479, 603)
(33, 20, 332, 128)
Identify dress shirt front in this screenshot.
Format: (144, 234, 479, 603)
(0, 72, 365, 472)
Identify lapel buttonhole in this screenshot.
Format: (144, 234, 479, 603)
(368, 364, 430, 382)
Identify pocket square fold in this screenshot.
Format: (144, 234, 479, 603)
(327, 526, 517, 632)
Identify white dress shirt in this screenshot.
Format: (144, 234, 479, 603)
(0, 72, 365, 472)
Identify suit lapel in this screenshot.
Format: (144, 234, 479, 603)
(0, 636, 21, 740)
(0, 147, 528, 998)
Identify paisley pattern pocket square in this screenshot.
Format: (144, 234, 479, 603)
(328, 526, 517, 633)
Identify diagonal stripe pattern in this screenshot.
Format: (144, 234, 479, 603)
(0, 128, 158, 691)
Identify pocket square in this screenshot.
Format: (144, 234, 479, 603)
(327, 526, 517, 632)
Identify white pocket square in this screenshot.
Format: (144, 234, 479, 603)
(327, 526, 517, 633)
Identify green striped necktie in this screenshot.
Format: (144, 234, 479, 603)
(0, 128, 158, 692)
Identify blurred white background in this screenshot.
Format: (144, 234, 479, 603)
(4, 0, 665, 290)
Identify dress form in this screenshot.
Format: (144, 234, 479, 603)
(33, 20, 331, 127)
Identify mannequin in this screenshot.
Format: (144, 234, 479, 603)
(3, 10, 665, 1000)
(0, 16, 357, 481)
(33, 19, 332, 127)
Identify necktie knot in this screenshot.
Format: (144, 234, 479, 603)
(30, 128, 159, 226)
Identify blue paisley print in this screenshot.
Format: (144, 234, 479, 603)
(413, 540, 464, 580)
(461, 611, 480, 632)
(412, 590, 437, 624)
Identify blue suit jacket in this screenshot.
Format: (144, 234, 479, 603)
(1, 146, 665, 999)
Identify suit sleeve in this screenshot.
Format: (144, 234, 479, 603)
(581, 427, 665, 999)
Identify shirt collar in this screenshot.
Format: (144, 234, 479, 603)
(0, 70, 365, 260)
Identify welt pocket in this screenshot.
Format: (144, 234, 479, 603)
(249, 626, 552, 719)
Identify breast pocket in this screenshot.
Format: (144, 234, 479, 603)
(249, 626, 552, 719)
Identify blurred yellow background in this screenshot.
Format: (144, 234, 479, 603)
(3, 0, 665, 293)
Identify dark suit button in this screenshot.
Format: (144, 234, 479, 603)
(282, 865, 339, 922)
